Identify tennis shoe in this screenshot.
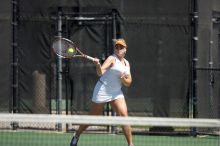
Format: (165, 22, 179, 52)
(70, 136, 79, 146)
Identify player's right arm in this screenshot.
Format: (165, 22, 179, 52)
(95, 56, 114, 76)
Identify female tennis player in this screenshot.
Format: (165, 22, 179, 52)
(70, 38, 134, 146)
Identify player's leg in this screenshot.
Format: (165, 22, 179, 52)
(110, 98, 133, 146)
(76, 102, 105, 136)
(70, 102, 105, 146)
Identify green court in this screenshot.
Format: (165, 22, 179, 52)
(0, 131, 218, 146)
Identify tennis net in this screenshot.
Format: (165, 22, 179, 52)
(0, 113, 219, 146)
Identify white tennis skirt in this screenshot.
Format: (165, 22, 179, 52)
(92, 81, 124, 103)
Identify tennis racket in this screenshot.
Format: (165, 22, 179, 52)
(52, 36, 95, 61)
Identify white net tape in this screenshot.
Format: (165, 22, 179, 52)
(0, 113, 220, 128)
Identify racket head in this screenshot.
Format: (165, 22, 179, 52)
(52, 37, 78, 58)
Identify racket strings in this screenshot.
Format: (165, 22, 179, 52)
(53, 40, 77, 58)
(63, 42, 77, 57)
(52, 37, 92, 60)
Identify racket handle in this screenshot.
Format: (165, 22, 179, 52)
(85, 55, 95, 61)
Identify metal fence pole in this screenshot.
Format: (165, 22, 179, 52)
(57, 7, 63, 131)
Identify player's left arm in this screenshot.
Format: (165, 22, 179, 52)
(121, 63, 132, 87)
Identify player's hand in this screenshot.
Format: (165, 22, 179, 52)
(120, 71, 132, 87)
(121, 72, 129, 79)
(120, 68, 129, 79)
(93, 58, 101, 66)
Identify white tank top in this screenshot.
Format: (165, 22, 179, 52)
(99, 54, 130, 90)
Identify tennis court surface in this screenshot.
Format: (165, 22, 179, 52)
(0, 114, 219, 146)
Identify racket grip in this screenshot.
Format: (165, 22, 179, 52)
(85, 55, 95, 61)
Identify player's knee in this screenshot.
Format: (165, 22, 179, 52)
(118, 110, 128, 117)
